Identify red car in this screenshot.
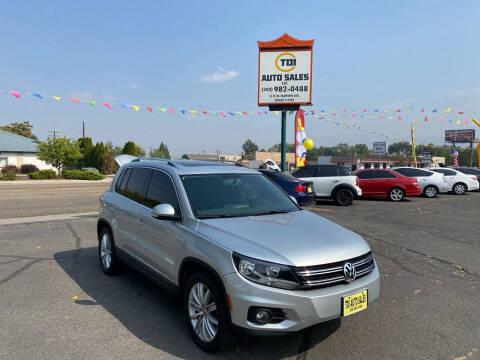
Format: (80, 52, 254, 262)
(355, 169, 421, 201)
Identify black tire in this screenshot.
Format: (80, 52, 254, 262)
(452, 183, 466, 195)
(388, 187, 405, 202)
(184, 273, 232, 353)
(423, 185, 438, 198)
(334, 188, 354, 206)
(98, 227, 119, 275)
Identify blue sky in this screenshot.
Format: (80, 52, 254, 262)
(1, 0, 479, 156)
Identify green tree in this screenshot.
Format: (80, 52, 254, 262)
(106, 141, 123, 156)
(0, 121, 37, 139)
(181, 154, 189, 159)
(268, 143, 296, 153)
(388, 142, 412, 156)
(135, 145, 146, 157)
(78, 137, 95, 167)
(37, 137, 83, 173)
(150, 142, 170, 159)
(122, 141, 137, 156)
(242, 139, 259, 154)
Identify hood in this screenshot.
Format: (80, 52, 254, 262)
(196, 210, 370, 267)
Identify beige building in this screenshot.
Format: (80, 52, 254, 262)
(244, 151, 296, 170)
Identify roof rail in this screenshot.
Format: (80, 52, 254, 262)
(200, 159, 247, 167)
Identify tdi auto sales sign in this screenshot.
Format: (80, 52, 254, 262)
(258, 34, 313, 106)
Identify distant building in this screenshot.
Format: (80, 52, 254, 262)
(244, 151, 296, 170)
(185, 153, 242, 162)
(0, 130, 55, 171)
(318, 154, 446, 170)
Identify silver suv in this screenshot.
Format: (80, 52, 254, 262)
(97, 157, 380, 352)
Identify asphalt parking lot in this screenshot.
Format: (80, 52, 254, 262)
(0, 183, 479, 359)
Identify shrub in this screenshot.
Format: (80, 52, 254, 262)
(1, 165, 18, 180)
(20, 164, 39, 174)
(28, 169, 57, 179)
(62, 169, 104, 180)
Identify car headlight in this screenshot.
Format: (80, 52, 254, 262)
(232, 253, 300, 290)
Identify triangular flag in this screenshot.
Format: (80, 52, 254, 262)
(180, 110, 186, 114)
(102, 102, 111, 109)
(158, 108, 166, 112)
(456, 119, 460, 124)
(32, 93, 43, 99)
(444, 107, 451, 113)
(424, 116, 428, 122)
(420, 109, 424, 112)
(71, 98, 79, 103)
(52, 96, 61, 101)
(458, 112, 464, 115)
(168, 108, 174, 113)
(88, 100, 96, 106)
(9, 91, 20, 98)
(146, 106, 152, 112)
(202, 110, 208, 114)
(190, 110, 197, 114)
(120, 104, 127, 109)
(432, 109, 437, 113)
(130, 105, 139, 111)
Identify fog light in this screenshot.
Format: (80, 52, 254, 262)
(254, 309, 272, 324)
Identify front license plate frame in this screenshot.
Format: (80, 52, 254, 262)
(342, 290, 368, 317)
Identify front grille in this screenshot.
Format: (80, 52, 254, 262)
(292, 252, 375, 289)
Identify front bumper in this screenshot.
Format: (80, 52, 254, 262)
(223, 262, 380, 332)
(355, 185, 363, 197)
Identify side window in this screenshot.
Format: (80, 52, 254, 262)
(356, 171, 371, 179)
(394, 168, 409, 176)
(293, 166, 316, 178)
(319, 166, 338, 177)
(115, 168, 127, 192)
(124, 168, 151, 203)
(116, 168, 132, 196)
(374, 170, 396, 179)
(143, 171, 181, 215)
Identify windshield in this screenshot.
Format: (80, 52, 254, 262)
(181, 173, 299, 219)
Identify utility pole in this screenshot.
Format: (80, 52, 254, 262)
(48, 130, 60, 139)
(82, 121, 85, 140)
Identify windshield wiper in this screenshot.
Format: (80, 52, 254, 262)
(249, 210, 291, 217)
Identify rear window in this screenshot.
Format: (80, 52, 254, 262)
(270, 172, 299, 182)
(337, 166, 352, 176)
(116, 167, 132, 195)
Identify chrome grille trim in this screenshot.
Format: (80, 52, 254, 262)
(292, 251, 375, 290)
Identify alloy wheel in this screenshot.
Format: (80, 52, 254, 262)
(390, 188, 404, 201)
(454, 184, 466, 195)
(424, 186, 437, 198)
(100, 234, 112, 270)
(188, 283, 218, 343)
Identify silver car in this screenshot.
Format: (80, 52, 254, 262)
(97, 157, 380, 352)
(392, 167, 448, 198)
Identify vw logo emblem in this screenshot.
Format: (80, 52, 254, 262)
(343, 262, 356, 282)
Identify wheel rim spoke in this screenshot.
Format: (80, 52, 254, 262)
(188, 282, 218, 343)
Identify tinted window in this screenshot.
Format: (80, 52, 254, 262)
(115, 168, 127, 192)
(457, 168, 480, 175)
(270, 171, 299, 183)
(432, 169, 456, 176)
(395, 168, 430, 177)
(318, 166, 338, 177)
(143, 170, 181, 214)
(373, 170, 396, 179)
(356, 171, 373, 179)
(338, 166, 353, 176)
(124, 167, 150, 203)
(293, 166, 316, 178)
(116, 168, 132, 196)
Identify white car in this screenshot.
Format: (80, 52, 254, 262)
(293, 165, 362, 206)
(392, 167, 448, 198)
(429, 168, 480, 195)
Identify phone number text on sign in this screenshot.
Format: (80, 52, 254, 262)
(258, 50, 312, 106)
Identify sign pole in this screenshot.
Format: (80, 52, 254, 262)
(281, 111, 287, 171)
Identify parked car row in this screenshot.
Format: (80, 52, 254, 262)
(288, 164, 479, 205)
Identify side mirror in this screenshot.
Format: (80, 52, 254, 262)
(290, 196, 298, 205)
(151, 204, 179, 220)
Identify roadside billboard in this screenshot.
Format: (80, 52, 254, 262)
(444, 129, 475, 143)
(373, 142, 386, 156)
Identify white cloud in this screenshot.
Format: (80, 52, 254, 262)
(129, 83, 142, 89)
(69, 90, 92, 100)
(201, 67, 238, 83)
